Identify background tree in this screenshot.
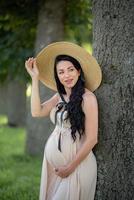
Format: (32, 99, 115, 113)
(25, 0, 67, 155)
(0, 0, 38, 126)
(92, 0, 134, 199)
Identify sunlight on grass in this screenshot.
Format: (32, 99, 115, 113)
(0, 115, 8, 125)
(26, 84, 31, 97)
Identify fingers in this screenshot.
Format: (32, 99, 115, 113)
(53, 167, 58, 172)
(25, 57, 34, 72)
(25, 57, 33, 66)
(33, 58, 37, 68)
(54, 168, 67, 178)
(25, 57, 34, 76)
(25, 57, 39, 79)
(25, 57, 37, 69)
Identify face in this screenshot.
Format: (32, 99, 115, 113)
(56, 60, 80, 89)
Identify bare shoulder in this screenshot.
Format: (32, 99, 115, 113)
(51, 92, 60, 106)
(41, 92, 60, 108)
(82, 88, 98, 111)
(83, 88, 97, 100)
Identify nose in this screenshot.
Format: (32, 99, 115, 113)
(64, 72, 70, 78)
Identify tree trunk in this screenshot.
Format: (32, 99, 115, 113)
(25, 0, 66, 155)
(92, 0, 134, 199)
(7, 79, 26, 127)
(0, 82, 8, 115)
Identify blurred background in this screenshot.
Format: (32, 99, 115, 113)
(0, 0, 133, 199)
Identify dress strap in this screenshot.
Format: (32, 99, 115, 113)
(58, 132, 62, 152)
(56, 94, 68, 152)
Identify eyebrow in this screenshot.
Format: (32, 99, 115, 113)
(57, 66, 74, 71)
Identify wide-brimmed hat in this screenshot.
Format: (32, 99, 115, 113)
(36, 41, 102, 92)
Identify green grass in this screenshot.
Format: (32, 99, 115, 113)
(0, 115, 42, 200)
(0, 115, 8, 125)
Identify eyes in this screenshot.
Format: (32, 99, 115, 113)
(58, 68, 74, 75)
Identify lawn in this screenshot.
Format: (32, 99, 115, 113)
(0, 115, 42, 200)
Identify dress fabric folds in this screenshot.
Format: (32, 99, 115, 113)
(39, 98, 97, 200)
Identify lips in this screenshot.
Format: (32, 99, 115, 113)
(65, 79, 73, 84)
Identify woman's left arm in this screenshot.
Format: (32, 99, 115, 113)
(55, 93, 98, 178)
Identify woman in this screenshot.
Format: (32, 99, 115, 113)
(25, 41, 102, 200)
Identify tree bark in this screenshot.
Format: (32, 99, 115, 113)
(0, 82, 8, 115)
(25, 0, 66, 155)
(7, 79, 26, 127)
(92, 0, 134, 199)
(0, 80, 26, 126)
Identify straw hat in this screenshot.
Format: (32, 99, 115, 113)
(36, 41, 102, 92)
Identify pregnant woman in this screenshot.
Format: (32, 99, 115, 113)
(25, 41, 102, 200)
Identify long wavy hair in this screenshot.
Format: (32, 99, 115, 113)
(54, 54, 86, 142)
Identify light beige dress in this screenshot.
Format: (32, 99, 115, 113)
(39, 98, 97, 200)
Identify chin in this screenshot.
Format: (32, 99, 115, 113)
(63, 80, 78, 89)
(65, 83, 75, 88)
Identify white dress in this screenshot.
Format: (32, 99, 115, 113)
(39, 98, 97, 200)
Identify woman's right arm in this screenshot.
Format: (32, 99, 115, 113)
(25, 57, 59, 117)
(31, 78, 58, 117)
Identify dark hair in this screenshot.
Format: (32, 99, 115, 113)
(54, 54, 86, 142)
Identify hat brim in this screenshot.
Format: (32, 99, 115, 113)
(36, 41, 102, 92)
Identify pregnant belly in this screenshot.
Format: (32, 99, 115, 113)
(45, 134, 67, 168)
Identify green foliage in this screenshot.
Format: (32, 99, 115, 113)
(0, 0, 93, 84)
(65, 0, 93, 45)
(0, 1, 38, 84)
(0, 115, 42, 200)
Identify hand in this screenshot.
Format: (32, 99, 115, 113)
(25, 57, 39, 80)
(54, 164, 75, 178)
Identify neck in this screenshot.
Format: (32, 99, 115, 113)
(63, 87, 71, 102)
(65, 87, 71, 98)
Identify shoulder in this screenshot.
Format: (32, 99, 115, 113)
(53, 92, 60, 99)
(82, 88, 97, 101)
(50, 92, 60, 106)
(82, 88, 98, 112)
